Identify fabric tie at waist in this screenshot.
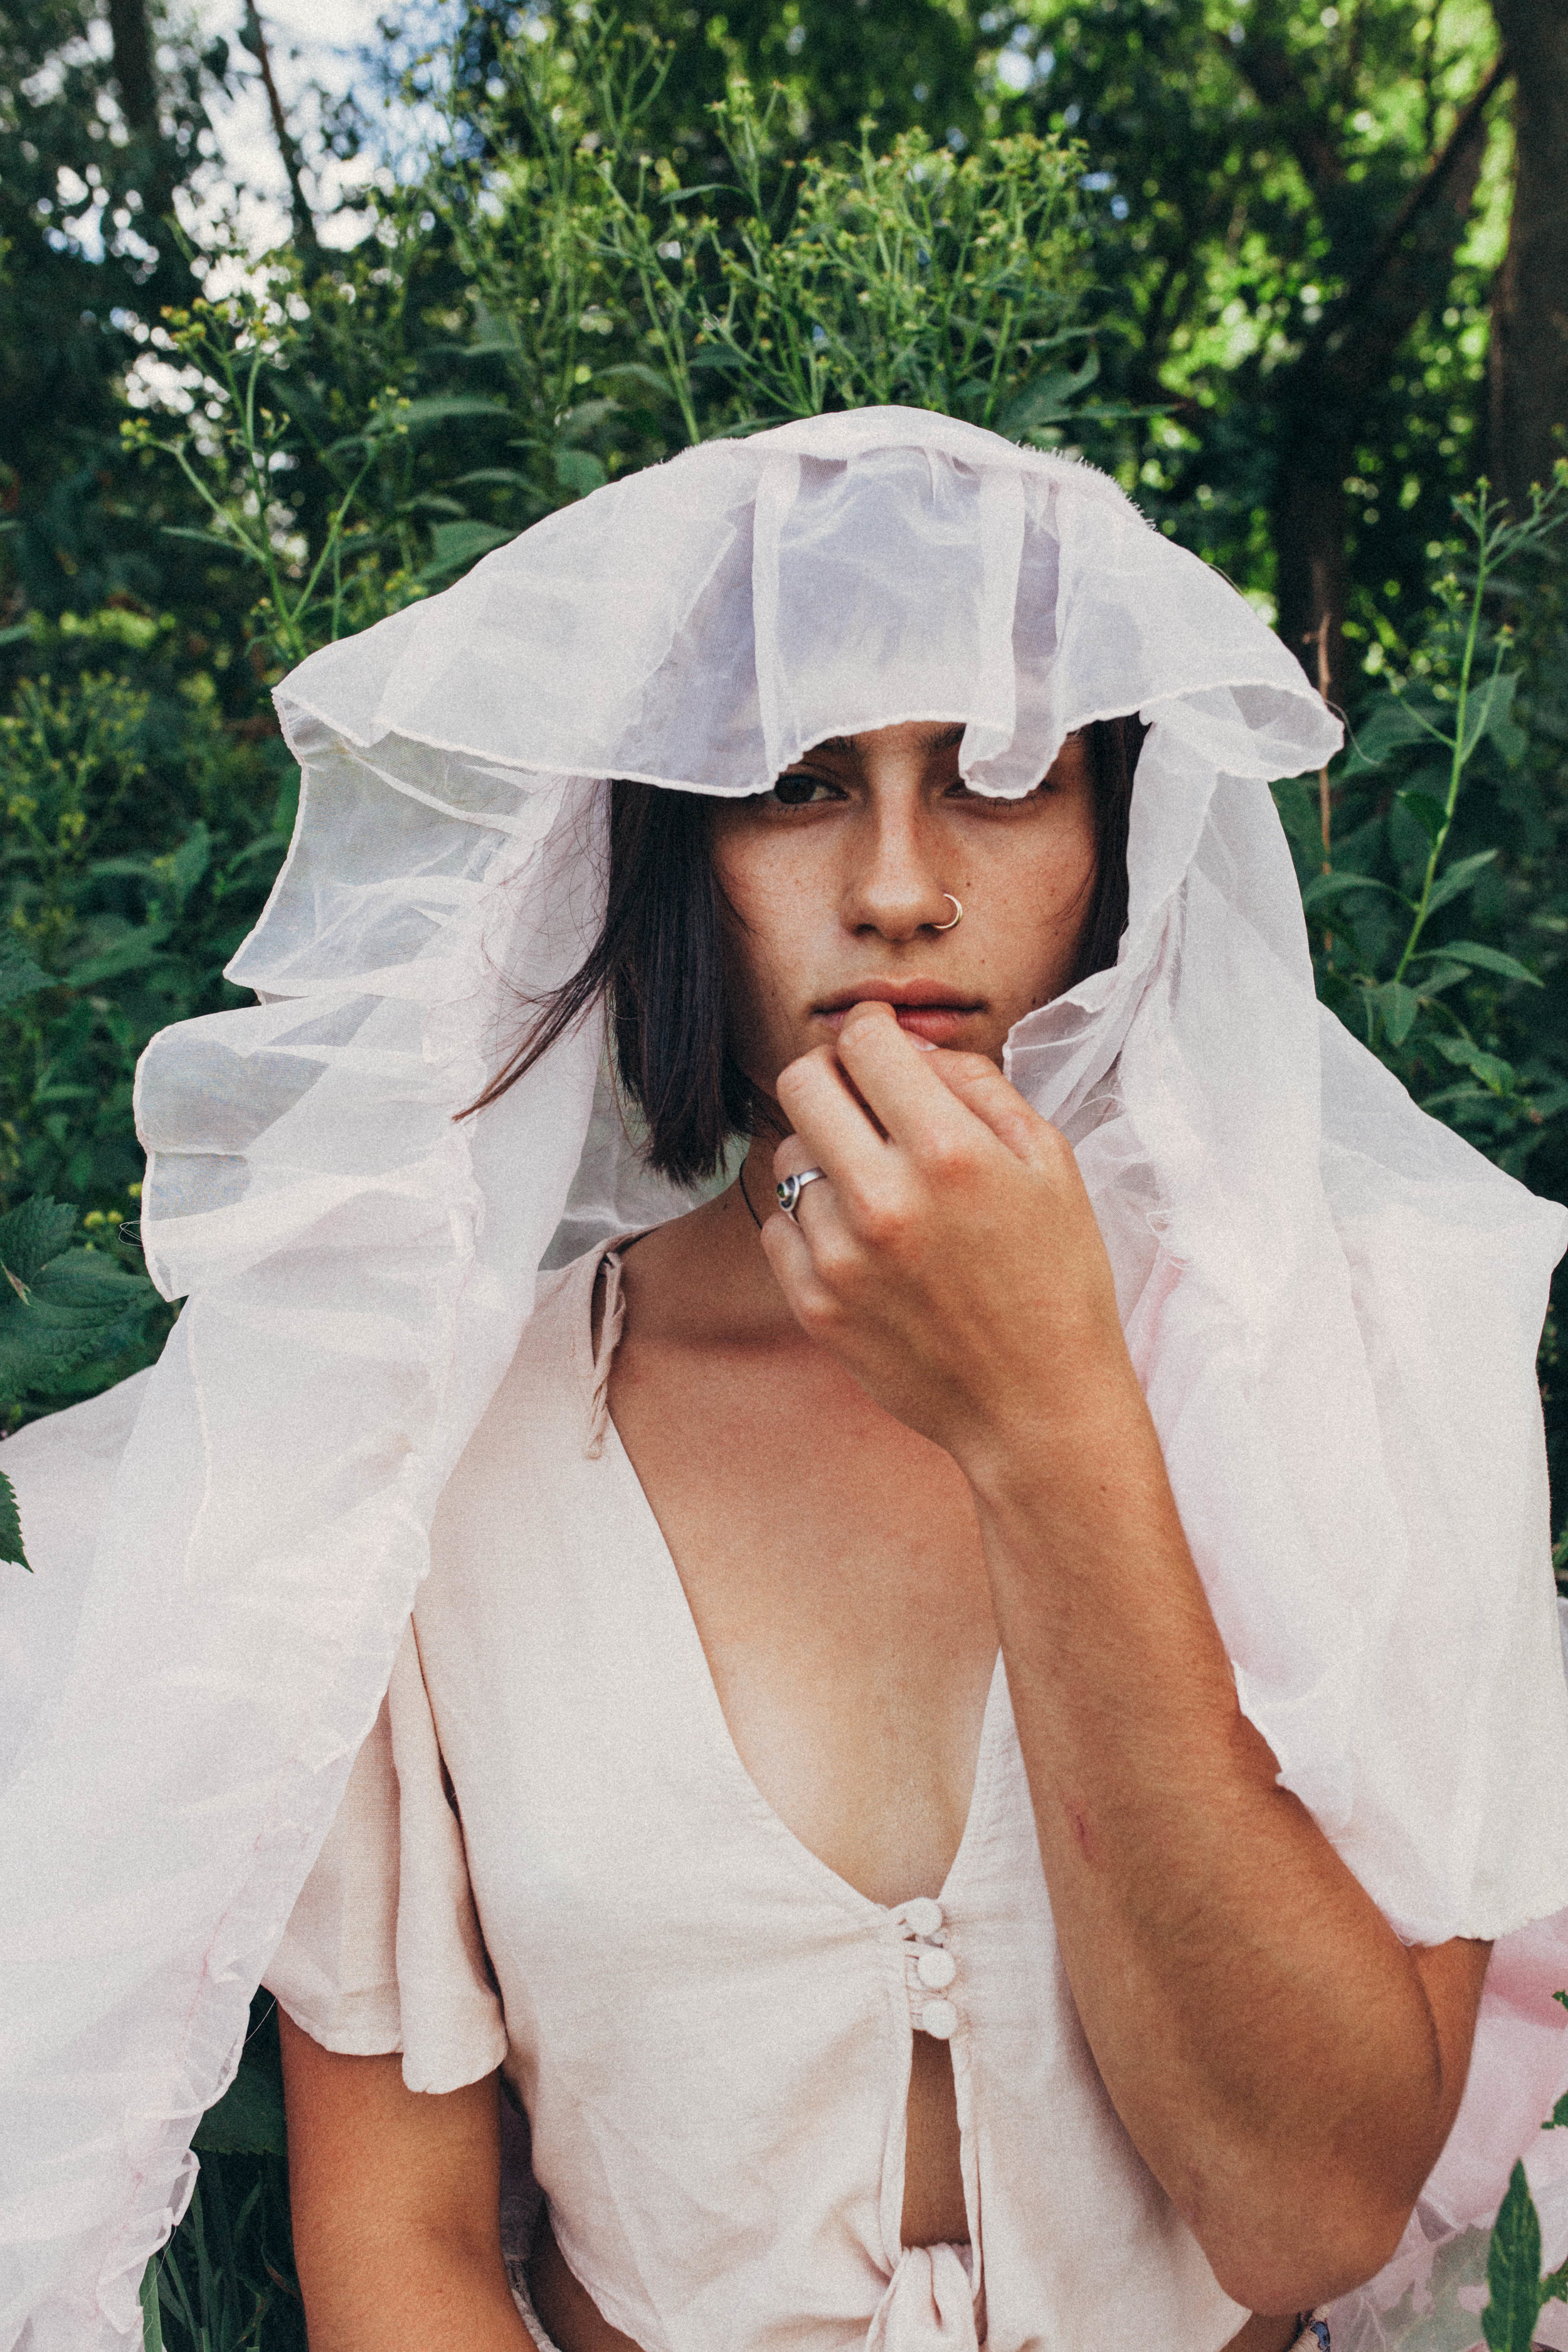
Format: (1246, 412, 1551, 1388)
(866, 2245, 979, 2350)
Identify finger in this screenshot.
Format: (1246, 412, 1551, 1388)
(758, 1189, 840, 1327)
(921, 1051, 1062, 1168)
(775, 1040, 894, 1190)
(830, 1002, 993, 1155)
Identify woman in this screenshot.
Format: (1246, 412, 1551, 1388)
(5, 409, 1568, 2351)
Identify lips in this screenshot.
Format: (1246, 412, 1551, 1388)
(814, 983, 984, 1047)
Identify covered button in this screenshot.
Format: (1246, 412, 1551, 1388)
(919, 1998, 959, 2040)
(903, 1897, 945, 1937)
(917, 1946, 957, 1990)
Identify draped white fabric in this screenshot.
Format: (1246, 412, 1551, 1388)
(4, 407, 1568, 2348)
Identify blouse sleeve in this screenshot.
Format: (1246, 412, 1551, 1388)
(263, 1623, 508, 2094)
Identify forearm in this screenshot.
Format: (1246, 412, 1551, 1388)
(965, 1376, 1476, 2312)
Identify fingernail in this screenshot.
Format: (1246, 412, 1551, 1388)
(908, 1037, 938, 1052)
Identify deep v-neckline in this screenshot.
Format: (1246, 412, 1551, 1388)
(581, 1240, 1007, 1924)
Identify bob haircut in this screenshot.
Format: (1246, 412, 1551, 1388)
(470, 715, 1145, 1186)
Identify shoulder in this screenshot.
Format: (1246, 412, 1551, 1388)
(433, 1242, 610, 1531)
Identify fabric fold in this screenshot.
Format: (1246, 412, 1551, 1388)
(3, 406, 1565, 2349)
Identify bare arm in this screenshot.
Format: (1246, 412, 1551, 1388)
(279, 2012, 531, 2352)
(967, 1379, 1488, 2312)
(765, 1002, 1490, 2316)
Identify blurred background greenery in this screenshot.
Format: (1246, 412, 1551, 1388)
(3, 0, 1567, 2340)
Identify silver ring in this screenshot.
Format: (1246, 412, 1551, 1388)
(932, 894, 963, 931)
(776, 1168, 827, 1221)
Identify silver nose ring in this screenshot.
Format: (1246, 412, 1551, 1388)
(932, 895, 963, 931)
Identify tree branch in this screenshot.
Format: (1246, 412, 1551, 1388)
(1231, 36, 1346, 199)
(239, 0, 324, 271)
(1329, 50, 1512, 331)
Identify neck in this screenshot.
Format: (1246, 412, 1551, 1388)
(620, 1134, 803, 1349)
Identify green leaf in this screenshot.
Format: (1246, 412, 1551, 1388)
(553, 448, 607, 495)
(450, 467, 531, 488)
(1433, 1036, 1516, 1092)
(1430, 940, 1543, 987)
(1375, 982, 1421, 1046)
(1339, 696, 1434, 776)
(192, 2051, 287, 2156)
(1301, 870, 1398, 912)
(62, 923, 172, 988)
(1271, 778, 1321, 855)
(0, 1468, 29, 1571)
(0, 1200, 156, 1404)
(592, 361, 682, 401)
(396, 394, 512, 433)
(1461, 670, 1527, 768)
(1544, 2090, 1568, 2130)
(0, 933, 51, 1008)
(420, 519, 514, 579)
(1425, 849, 1499, 917)
(1397, 789, 1449, 842)
(995, 348, 1099, 437)
(159, 526, 243, 552)
(1416, 961, 1470, 995)
(0, 1196, 78, 1289)
(164, 823, 211, 911)
(140, 2257, 164, 2352)
(1483, 2162, 1545, 2350)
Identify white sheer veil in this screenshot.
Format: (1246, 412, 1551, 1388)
(4, 407, 1568, 2349)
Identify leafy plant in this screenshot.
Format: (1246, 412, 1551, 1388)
(590, 85, 1094, 436)
(0, 1194, 156, 1565)
(1482, 2159, 1568, 2351)
(1274, 475, 1568, 1175)
(1, 656, 297, 1313)
(121, 297, 415, 673)
(139, 1997, 302, 2352)
(124, 5, 1107, 699)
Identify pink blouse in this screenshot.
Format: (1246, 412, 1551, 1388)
(265, 1237, 1249, 2350)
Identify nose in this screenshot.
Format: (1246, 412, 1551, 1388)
(840, 794, 959, 943)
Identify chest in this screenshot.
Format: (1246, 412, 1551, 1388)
(606, 1315, 999, 1909)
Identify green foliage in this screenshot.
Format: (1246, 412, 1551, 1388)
(1274, 476, 1568, 1174)
(1483, 2158, 1568, 2349)
(1011, 0, 1512, 650)
(0, 1194, 151, 1397)
(139, 1998, 302, 2352)
(119, 8, 1099, 697)
(0, 1192, 156, 1563)
(1, 649, 295, 1323)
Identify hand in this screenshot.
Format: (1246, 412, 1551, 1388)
(760, 1001, 1138, 1476)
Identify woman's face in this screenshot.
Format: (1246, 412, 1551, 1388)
(708, 720, 1098, 1094)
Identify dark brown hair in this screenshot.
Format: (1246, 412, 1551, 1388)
(467, 715, 1145, 1185)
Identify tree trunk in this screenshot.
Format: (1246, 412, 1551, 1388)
(106, 0, 183, 276)
(1488, 0, 1568, 515)
(1270, 65, 1499, 706)
(1273, 454, 1348, 707)
(239, 0, 323, 272)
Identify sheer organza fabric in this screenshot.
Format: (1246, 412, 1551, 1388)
(3, 407, 1568, 2349)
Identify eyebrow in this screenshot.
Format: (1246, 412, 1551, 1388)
(808, 723, 967, 757)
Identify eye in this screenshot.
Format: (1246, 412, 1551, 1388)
(771, 771, 842, 807)
(945, 777, 1047, 808)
